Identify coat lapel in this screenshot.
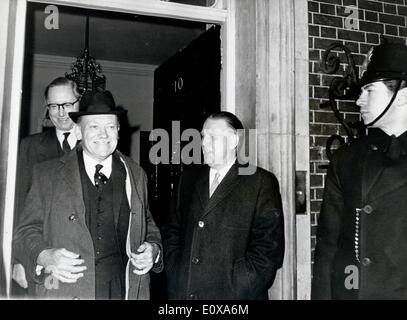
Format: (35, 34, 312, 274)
(112, 154, 126, 227)
(362, 149, 386, 202)
(201, 164, 241, 218)
(59, 149, 85, 218)
(366, 156, 407, 201)
(38, 128, 62, 161)
(60, 150, 82, 197)
(195, 166, 210, 213)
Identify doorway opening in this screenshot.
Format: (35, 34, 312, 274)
(11, 1, 222, 299)
(21, 2, 217, 161)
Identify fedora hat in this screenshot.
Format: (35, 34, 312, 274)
(360, 42, 407, 87)
(69, 90, 126, 123)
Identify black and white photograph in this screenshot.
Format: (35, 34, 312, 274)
(1, 0, 407, 313)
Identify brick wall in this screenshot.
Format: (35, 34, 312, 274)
(309, 0, 407, 267)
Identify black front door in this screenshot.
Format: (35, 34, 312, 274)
(140, 25, 221, 299)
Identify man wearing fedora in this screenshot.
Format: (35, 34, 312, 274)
(13, 90, 162, 299)
(312, 42, 407, 299)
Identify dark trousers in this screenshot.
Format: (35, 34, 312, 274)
(95, 275, 124, 300)
(95, 256, 125, 300)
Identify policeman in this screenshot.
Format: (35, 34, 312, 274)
(312, 42, 407, 299)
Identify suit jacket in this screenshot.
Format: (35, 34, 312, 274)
(162, 163, 284, 300)
(13, 147, 163, 300)
(14, 129, 63, 228)
(312, 129, 407, 299)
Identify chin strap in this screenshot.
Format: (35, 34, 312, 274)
(365, 79, 402, 127)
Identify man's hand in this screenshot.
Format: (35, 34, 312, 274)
(12, 264, 28, 289)
(37, 248, 86, 283)
(130, 242, 159, 275)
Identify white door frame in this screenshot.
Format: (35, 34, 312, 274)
(294, 0, 311, 300)
(1, 0, 28, 298)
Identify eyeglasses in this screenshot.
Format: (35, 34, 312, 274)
(47, 97, 80, 112)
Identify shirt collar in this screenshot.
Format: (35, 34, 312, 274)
(82, 151, 112, 184)
(209, 157, 236, 185)
(56, 126, 78, 149)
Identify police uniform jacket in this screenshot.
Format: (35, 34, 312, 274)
(312, 128, 407, 299)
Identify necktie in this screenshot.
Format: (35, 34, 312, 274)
(94, 164, 108, 189)
(209, 172, 221, 197)
(62, 132, 71, 153)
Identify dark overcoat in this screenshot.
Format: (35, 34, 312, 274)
(312, 129, 407, 299)
(15, 129, 63, 226)
(13, 148, 162, 299)
(162, 163, 285, 300)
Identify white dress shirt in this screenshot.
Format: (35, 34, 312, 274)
(209, 158, 236, 193)
(56, 127, 79, 150)
(82, 151, 112, 185)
